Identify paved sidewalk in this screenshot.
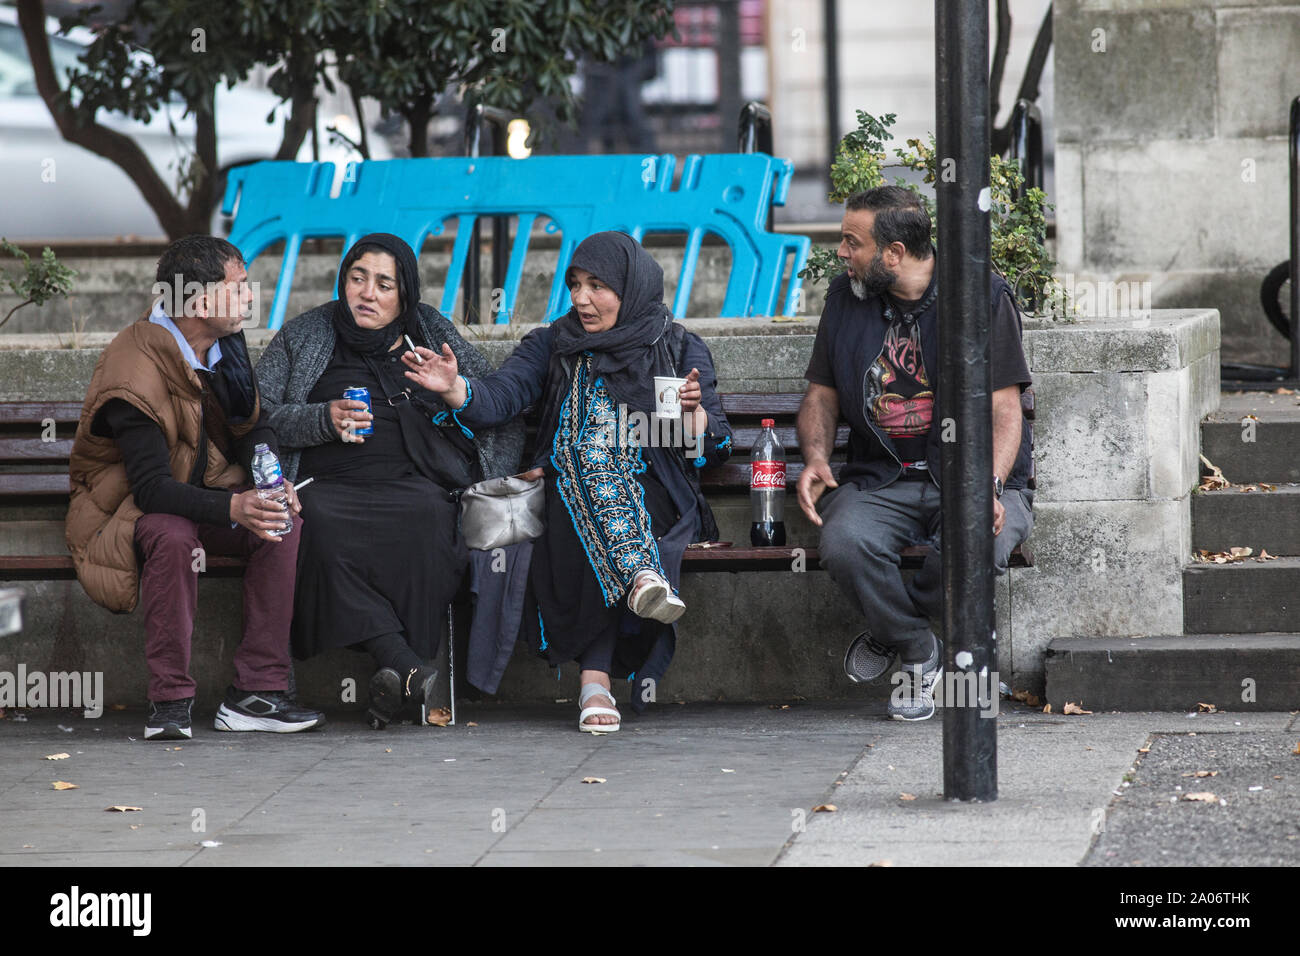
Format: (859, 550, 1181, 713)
(1, 701, 1295, 866)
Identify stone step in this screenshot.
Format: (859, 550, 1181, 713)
(1044, 634, 1300, 711)
(1190, 485, 1300, 554)
(1200, 392, 1300, 484)
(1183, 556, 1300, 634)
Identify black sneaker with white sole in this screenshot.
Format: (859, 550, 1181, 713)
(843, 632, 897, 683)
(145, 697, 194, 740)
(887, 638, 943, 721)
(213, 686, 325, 733)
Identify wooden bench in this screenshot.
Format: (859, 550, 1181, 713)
(0, 393, 1032, 579)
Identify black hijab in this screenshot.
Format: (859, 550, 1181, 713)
(551, 231, 673, 414)
(332, 233, 423, 357)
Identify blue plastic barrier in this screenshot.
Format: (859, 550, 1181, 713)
(221, 154, 810, 330)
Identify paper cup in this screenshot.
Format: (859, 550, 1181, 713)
(654, 376, 687, 419)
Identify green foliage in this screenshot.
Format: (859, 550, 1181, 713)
(802, 110, 1061, 316)
(0, 241, 77, 330)
(334, 0, 677, 153)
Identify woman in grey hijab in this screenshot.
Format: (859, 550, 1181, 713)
(401, 231, 732, 733)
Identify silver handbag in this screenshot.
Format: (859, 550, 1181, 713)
(459, 474, 545, 551)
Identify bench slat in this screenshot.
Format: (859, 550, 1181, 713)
(0, 438, 75, 462)
(0, 474, 72, 496)
(719, 393, 804, 417)
(0, 403, 83, 426)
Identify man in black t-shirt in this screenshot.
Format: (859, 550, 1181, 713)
(795, 186, 1034, 721)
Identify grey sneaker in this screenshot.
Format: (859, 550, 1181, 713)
(843, 632, 896, 683)
(887, 639, 943, 721)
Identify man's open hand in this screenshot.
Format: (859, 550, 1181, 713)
(796, 459, 839, 527)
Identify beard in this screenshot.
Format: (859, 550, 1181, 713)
(847, 249, 897, 300)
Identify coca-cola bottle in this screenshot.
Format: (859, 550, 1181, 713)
(750, 418, 787, 546)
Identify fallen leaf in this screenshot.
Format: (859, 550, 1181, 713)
(1275, 387, 1296, 395)
(425, 707, 452, 726)
(466, 721, 479, 727)
(899, 792, 916, 801)
(51, 781, 77, 790)
(1229, 547, 1252, 559)
(1181, 771, 1218, 778)
(129, 825, 140, 830)
(1256, 550, 1277, 562)
(384, 748, 392, 754)
(1292, 742, 1300, 755)
(105, 805, 143, 812)
(1012, 689, 1042, 707)
(1197, 702, 1218, 713)
(1063, 702, 1093, 715)
(1138, 747, 1151, 753)
(581, 776, 606, 785)
(867, 860, 894, 867)
(1198, 455, 1230, 491)
(1182, 792, 1217, 802)
(812, 804, 837, 812)
(44, 753, 70, 761)
(1043, 703, 1052, 713)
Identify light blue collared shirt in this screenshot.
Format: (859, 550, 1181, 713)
(148, 300, 223, 372)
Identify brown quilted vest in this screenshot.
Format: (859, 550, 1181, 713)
(65, 318, 256, 613)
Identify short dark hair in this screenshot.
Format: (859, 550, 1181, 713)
(155, 234, 243, 288)
(339, 242, 407, 312)
(845, 186, 933, 260)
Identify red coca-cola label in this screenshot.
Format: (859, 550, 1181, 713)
(751, 460, 786, 490)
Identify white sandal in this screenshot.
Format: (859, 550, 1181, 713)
(627, 570, 686, 624)
(578, 682, 621, 734)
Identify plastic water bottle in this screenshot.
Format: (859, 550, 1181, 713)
(750, 418, 786, 546)
(251, 442, 291, 537)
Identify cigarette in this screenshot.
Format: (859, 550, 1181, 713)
(293, 477, 315, 491)
(404, 335, 423, 362)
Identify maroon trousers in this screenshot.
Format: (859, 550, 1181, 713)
(134, 513, 300, 702)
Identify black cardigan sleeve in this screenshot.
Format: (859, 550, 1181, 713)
(100, 399, 233, 526)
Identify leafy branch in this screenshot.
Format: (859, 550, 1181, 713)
(801, 110, 1063, 318)
(1, 241, 77, 330)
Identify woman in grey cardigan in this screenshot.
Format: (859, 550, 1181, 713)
(255, 233, 523, 728)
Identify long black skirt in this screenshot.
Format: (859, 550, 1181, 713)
(522, 466, 678, 674)
(291, 475, 465, 661)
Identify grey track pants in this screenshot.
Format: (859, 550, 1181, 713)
(817, 479, 1033, 662)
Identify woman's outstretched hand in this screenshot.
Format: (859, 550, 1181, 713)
(402, 343, 462, 399)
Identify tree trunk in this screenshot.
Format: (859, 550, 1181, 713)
(405, 97, 433, 158)
(275, 34, 318, 161)
(17, 0, 189, 238)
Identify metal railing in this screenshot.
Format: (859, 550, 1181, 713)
(738, 101, 774, 232)
(462, 104, 515, 324)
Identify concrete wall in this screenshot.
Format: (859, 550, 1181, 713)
(1053, 0, 1299, 367)
(0, 308, 1219, 709)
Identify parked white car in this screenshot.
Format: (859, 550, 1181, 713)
(0, 5, 388, 239)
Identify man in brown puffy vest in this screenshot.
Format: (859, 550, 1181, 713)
(66, 235, 324, 740)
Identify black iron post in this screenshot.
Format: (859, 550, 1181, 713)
(463, 104, 513, 324)
(718, 0, 743, 155)
(738, 101, 775, 231)
(1009, 98, 1043, 197)
(1290, 96, 1299, 378)
(935, 0, 997, 802)
(824, 0, 840, 184)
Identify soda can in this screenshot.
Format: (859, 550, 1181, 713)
(343, 386, 374, 436)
